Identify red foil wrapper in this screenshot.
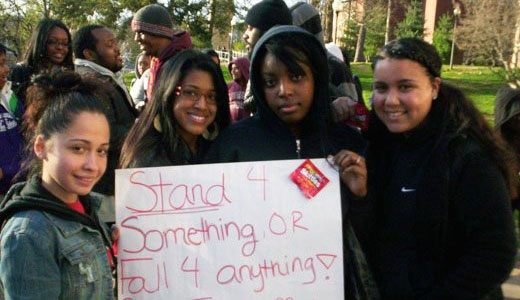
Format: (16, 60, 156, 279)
(344, 102, 370, 131)
(290, 159, 330, 199)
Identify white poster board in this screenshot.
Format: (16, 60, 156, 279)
(116, 159, 344, 300)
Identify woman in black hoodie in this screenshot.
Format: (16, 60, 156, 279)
(345, 38, 516, 299)
(205, 26, 364, 162)
(205, 25, 375, 299)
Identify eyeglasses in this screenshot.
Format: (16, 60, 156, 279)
(47, 39, 70, 48)
(175, 86, 217, 105)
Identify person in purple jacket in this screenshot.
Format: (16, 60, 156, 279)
(0, 43, 24, 198)
(227, 56, 250, 123)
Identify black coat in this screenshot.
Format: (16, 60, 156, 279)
(363, 109, 517, 300)
(205, 26, 365, 163)
(205, 26, 376, 300)
(75, 64, 138, 195)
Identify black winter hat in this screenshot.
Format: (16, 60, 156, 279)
(245, 0, 292, 32)
(131, 4, 175, 39)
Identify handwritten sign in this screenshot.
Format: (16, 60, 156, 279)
(116, 159, 344, 300)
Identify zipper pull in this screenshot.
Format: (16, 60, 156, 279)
(296, 139, 301, 159)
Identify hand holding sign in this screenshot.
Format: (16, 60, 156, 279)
(116, 159, 344, 299)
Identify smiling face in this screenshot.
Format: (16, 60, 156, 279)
(45, 26, 69, 66)
(173, 69, 218, 149)
(37, 112, 109, 203)
(91, 28, 123, 73)
(372, 58, 441, 133)
(137, 54, 151, 75)
(230, 63, 242, 81)
(261, 52, 314, 136)
(134, 31, 170, 58)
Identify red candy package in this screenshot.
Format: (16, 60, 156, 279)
(290, 159, 330, 199)
(344, 102, 370, 131)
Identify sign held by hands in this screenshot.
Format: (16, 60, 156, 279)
(116, 159, 344, 300)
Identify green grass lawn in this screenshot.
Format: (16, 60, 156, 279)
(351, 63, 508, 122)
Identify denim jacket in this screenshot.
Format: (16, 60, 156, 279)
(0, 181, 114, 300)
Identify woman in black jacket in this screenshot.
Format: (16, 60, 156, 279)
(9, 18, 73, 103)
(339, 38, 517, 299)
(205, 25, 376, 299)
(205, 26, 365, 162)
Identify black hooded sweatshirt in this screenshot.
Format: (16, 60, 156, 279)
(204, 26, 375, 299)
(363, 86, 516, 300)
(204, 26, 365, 162)
(0, 176, 113, 259)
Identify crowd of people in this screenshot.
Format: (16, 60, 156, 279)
(0, 0, 518, 299)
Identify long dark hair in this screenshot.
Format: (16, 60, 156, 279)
(23, 18, 74, 73)
(18, 72, 109, 179)
(120, 49, 231, 168)
(370, 38, 515, 195)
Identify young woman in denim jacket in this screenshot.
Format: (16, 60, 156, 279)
(0, 72, 115, 299)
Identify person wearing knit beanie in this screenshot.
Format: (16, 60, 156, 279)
(291, 1, 367, 128)
(241, 0, 292, 114)
(290, 1, 324, 45)
(245, 0, 292, 32)
(131, 4, 183, 59)
(243, 0, 292, 55)
(131, 4, 175, 39)
(131, 3, 192, 99)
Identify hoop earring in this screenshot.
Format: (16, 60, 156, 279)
(202, 122, 219, 140)
(153, 115, 162, 132)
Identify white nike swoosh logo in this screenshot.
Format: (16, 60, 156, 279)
(401, 187, 416, 192)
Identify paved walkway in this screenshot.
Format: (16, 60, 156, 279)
(505, 259, 520, 299)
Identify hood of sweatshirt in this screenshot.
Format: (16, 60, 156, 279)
(0, 176, 102, 230)
(495, 87, 520, 129)
(228, 56, 250, 84)
(249, 25, 330, 140)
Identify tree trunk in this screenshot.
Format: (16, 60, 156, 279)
(512, 4, 520, 68)
(385, 0, 392, 44)
(208, 0, 217, 37)
(312, 0, 326, 41)
(324, 0, 333, 43)
(354, 23, 366, 62)
(43, 0, 50, 18)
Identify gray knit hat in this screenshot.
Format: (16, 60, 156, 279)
(245, 0, 292, 32)
(290, 2, 324, 45)
(131, 4, 175, 38)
